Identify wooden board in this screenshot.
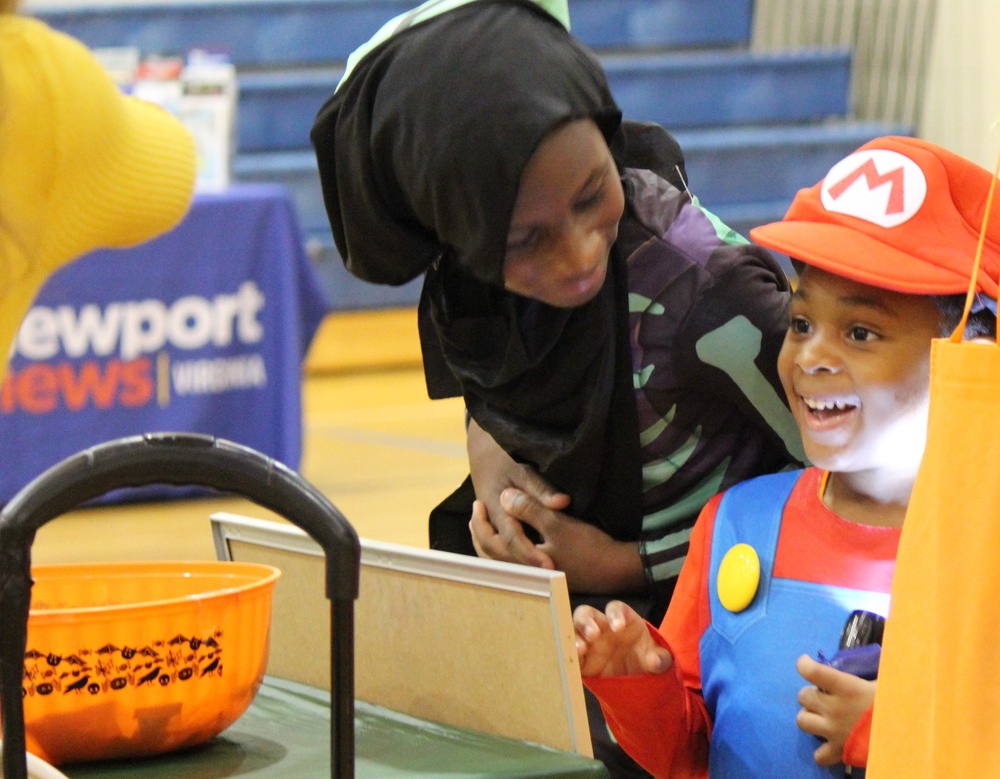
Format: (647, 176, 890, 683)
(211, 513, 592, 757)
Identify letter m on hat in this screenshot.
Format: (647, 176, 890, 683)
(821, 149, 927, 228)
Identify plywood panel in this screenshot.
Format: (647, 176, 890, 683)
(354, 566, 582, 753)
(216, 517, 591, 757)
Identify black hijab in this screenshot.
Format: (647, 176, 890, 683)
(311, 0, 644, 534)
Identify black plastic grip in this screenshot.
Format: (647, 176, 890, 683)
(0, 432, 360, 779)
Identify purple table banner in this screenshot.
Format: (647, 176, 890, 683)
(0, 183, 332, 504)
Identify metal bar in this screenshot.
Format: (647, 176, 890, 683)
(331, 601, 356, 779)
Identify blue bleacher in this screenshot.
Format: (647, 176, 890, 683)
(236, 48, 852, 153)
(568, 0, 754, 49)
(32, 0, 909, 309)
(31, 0, 419, 66)
(237, 68, 341, 154)
(34, 0, 756, 64)
(678, 122, 914, 206)
(603, 49, 852, 129)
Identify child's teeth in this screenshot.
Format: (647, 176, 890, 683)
(804, 398, 852, 411)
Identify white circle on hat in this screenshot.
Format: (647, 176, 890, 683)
(820, 149, 927, 228)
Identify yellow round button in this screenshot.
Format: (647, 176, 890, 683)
(718, 543, 760, 613)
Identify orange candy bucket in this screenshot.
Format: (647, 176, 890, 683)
(0, 433, 359, 779)
(17, 560, 279, 765)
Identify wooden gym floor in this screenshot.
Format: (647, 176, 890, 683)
(31, 308, 470, 565)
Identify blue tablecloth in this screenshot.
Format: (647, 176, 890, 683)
(0, 184, 331, 504)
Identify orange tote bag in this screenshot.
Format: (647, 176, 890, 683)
(868, 155, 1000, 777)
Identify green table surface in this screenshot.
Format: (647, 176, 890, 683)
(61, 677, 609, 778)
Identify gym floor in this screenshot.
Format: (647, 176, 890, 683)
(30, 308, 470, 565)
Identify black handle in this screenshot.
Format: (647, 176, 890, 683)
(0, 432, 360, 779)
(838, 609, 885, 650)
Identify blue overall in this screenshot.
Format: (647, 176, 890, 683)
(699, 470, 889, 777)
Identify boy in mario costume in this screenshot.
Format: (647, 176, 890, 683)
(572, 135, 1000, 778)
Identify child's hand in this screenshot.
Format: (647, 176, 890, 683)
(467, 417, 567, 571)
(573, 600, 673, 678)
(795, 654, 876, 766)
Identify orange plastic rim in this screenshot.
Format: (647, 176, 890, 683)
(15, 561, 280, 766)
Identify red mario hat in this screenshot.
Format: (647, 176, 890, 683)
(750, 136, 1000, 298)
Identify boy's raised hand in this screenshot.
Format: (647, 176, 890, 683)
(573, 600, 673, 678)
(795, 654, 876, 766)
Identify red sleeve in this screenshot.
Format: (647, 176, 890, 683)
(660, 493, 718, 688)
(844, 704, 873, 768)
(581, 496, 721, 778)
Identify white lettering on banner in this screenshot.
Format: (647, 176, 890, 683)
(17, 307, 63, 360)
(59, 305, 124, 358)
(171, 354, 268, 395)
(15, 281, 266, 361)
(121, 300, 168, 361)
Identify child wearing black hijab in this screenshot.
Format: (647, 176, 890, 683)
(312, 1, 803, 774)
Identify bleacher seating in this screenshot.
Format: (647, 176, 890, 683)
(31, 0, 909, 309)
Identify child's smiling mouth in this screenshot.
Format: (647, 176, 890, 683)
(800, 395, 860, 423)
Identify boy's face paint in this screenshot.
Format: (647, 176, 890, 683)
(503, 119, 624, 309)
(778, 266, 941, 478)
